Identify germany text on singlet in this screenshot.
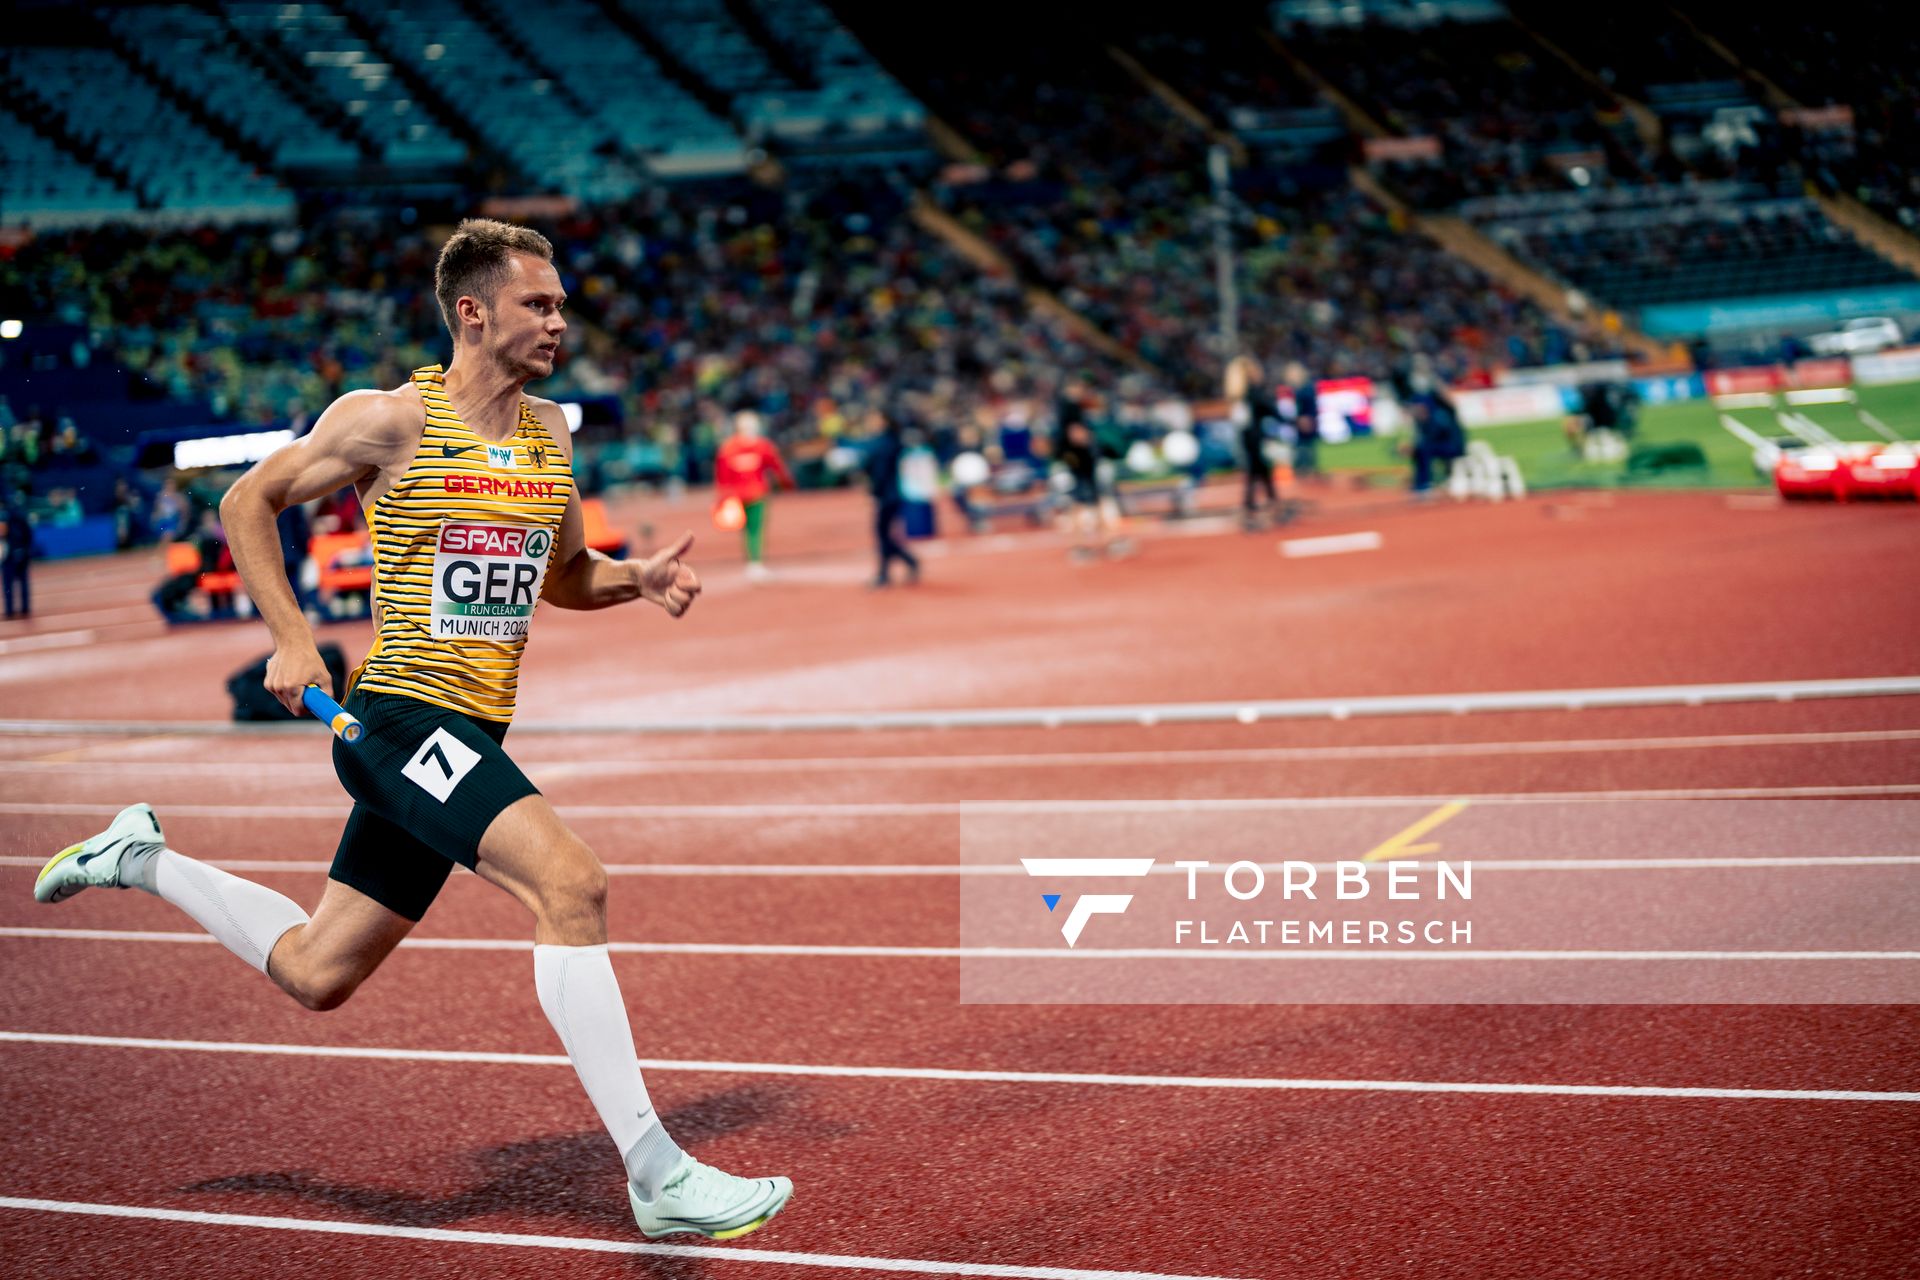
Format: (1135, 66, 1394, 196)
(350, 365, 574, 721)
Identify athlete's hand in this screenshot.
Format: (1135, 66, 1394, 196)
(265, 638, 331, 716)
(635, 531, 701, 618)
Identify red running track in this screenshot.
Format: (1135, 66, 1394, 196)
(4, 490, 1918, 723)
(2, 491, 1918, 1277)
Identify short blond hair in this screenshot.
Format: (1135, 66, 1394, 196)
(1224, 355, 1263, 398)
(434, 218, 555, 339)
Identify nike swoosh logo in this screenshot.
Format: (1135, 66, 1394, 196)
(442, 444, 479, 457)
(75, 834, 163, 869)
(76, 836, 123, 867)
(660, 1182, 782, 1226)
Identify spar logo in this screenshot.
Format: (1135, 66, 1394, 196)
(1020, 858, 1155, 947)
(438, 524, 553, 560)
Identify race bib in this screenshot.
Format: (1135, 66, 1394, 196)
(401, 726, 480, 802)
(431, 521, 554, 641)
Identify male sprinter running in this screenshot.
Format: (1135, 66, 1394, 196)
(34, 219, 792, 1241)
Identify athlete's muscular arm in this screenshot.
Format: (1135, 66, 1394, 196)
(531, 401, 701, 617)
(220, 389, 418, 712)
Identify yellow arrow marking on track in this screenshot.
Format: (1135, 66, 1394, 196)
(1362, 800, 1470, 862)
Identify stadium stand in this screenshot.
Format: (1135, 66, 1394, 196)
(1508, 2, 1738, 105)
(0, 170, 1122, 443)
(1674, 2, 1920, 232)
(1471, 183, 1913, 312)
(548, 175, 1135, 441)
(0, 44, 295, 223)
(2, 221, 453, 422)
(222, 1, 468, 171)
(3, 0, 1914, 504)
(630, 0, 794, 101)
(1127, 31, 1344, 160)
(1275, 10, 1656, 206)
(743, 0, 918, 114)
(887, 23, 1606, 391)
(339, 0, 652, 200)
(463, 0, 746, 178)
(1507, 2, 1795, 189)
(1257, 1, 1918, 335)
(0, 103, 139, 229)
(599, 0, 926, 165)
(102, 5, 363, 176)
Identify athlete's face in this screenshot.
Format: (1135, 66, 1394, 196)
(484, 253, 567, 380)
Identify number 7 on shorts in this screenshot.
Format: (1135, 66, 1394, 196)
(401, 727, 482, 803)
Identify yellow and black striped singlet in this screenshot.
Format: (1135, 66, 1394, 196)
(350, 365, 574, 722)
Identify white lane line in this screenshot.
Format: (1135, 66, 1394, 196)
(0, 618, 164, 657)
(0, 605, 155, 629)
(17, 582, 154, 607)
(3, 928, 228, 944)
(2, 675, 1918, 736)
(1452, 855, 1920, 872)
(1160, 517, 1244, 538)
(27, 561, 150, 586)
(7, 727, 1914, 776)
(1280, 531, 1382, 558)
(4, 929, 1917, 963)
(0, 1196, 1235, 1280)
(1020, 858, 1157, 877)
(4, 785, 1918, 820)
(7, 855, 1918, 876)
(1, 1031, 1915, 1102)
(0, 629, 97, 656)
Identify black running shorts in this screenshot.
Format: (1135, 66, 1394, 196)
(328, 689, 539, 921)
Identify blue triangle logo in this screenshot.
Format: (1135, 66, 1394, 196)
(1042, 894, 1061, 912)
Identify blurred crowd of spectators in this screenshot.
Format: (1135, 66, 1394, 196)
(4, 4, 1910, 498)
(912, 44, 1608, 395)
(1288, 17, 1659, 207)
(1681, 2, 1920, 231)
(1278, 3, 1917, 236)
(1474, 184, 1911, 311)
(2, 222, 452, 424)
(543, 174, 1128, 458)
(0, 396, 109, 546)
(1131, 30, 1325, 133)
(1, 397, 98, 471)
(0, 174, 1130, 456)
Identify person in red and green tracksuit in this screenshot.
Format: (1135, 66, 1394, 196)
(714, 410, 794, 581)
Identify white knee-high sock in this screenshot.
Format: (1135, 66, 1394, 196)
(123, 847, 310, 975)
(534, 943, 684, 1199)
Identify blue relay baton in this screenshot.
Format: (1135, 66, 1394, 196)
(302, 684, 364, 744)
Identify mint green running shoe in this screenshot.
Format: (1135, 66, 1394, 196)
(34, 803, 164, 904)
(629, 1155, 793, 1241)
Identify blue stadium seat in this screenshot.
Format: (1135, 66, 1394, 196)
(2, 45, 294, 222)
(104, 5, 361, 173)
(0, 105, 140, 229)
(224, 1, 467, 170)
